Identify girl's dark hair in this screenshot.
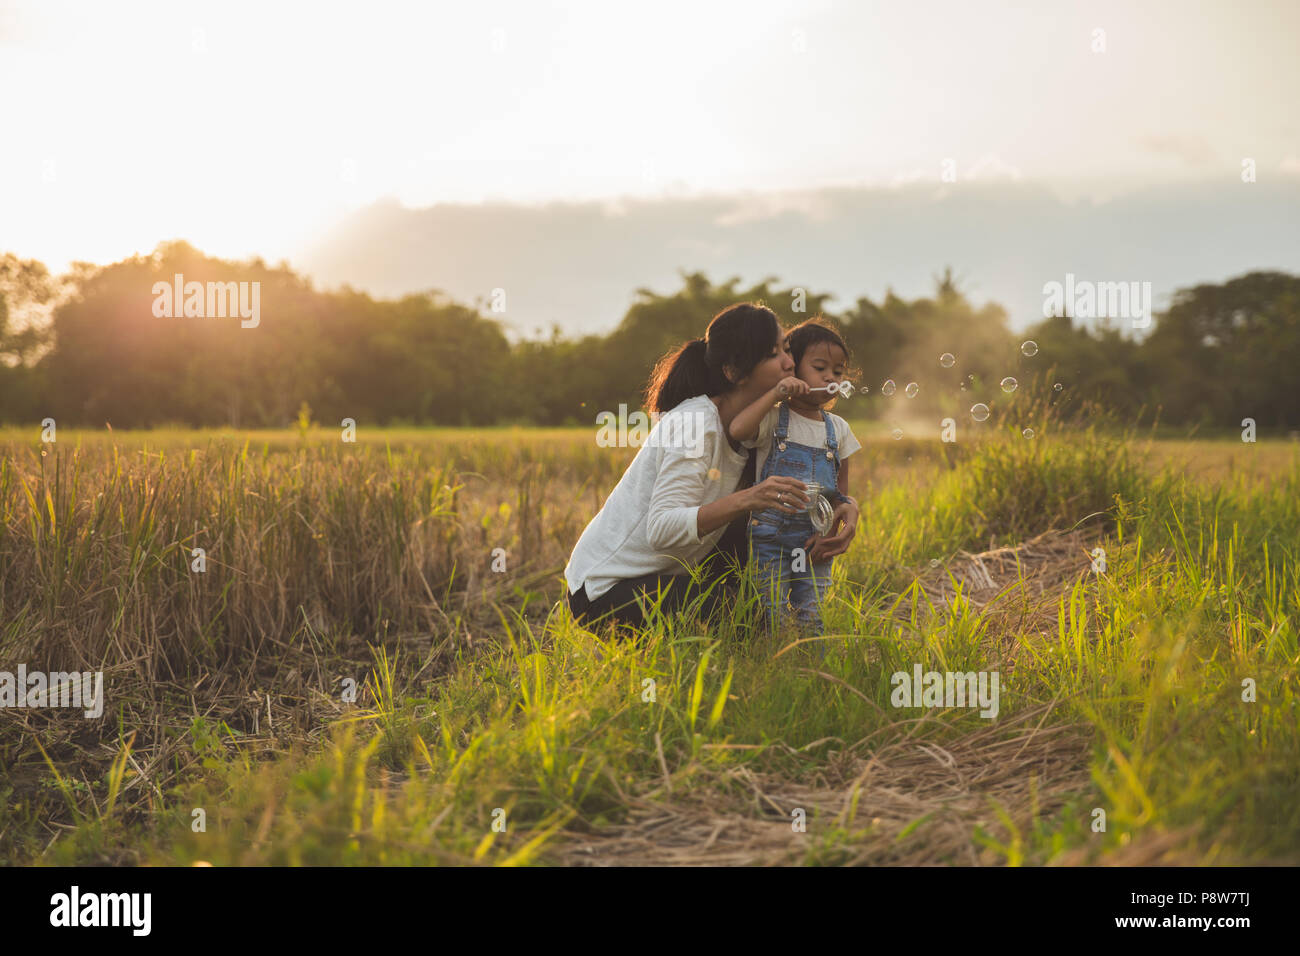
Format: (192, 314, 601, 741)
(643, 303, 783, 414)
(787, 315, 852, 373)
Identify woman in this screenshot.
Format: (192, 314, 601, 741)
(564, 302, 861, 632)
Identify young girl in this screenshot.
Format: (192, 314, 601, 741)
(729, 318, 862, 636)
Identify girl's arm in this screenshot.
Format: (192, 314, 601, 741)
(729, 385, 782, 442)
(837, 458, 850, 499)
(730, 377, 807, 442)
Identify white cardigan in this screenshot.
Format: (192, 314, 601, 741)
(564, 395, 750, 601)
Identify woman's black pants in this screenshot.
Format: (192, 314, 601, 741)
(566, 551, 742, 632)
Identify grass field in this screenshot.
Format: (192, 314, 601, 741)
(1, 420, 1298, 865)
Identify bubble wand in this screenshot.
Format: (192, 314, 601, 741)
(782, 381, 856, 397)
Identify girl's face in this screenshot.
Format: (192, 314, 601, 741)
(792, 341, 847, 407)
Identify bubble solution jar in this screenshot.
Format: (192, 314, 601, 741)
(802, 482, 835, 535)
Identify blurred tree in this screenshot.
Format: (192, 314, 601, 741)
(5, 246, 1295, 432)
(1142, 272, 1300, 429)
(0, 253, 56, 366)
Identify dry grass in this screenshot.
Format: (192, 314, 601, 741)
(551, 532, 1125, 866)
(918, 528, 1105, 612)
(552, 703, 1091, 866)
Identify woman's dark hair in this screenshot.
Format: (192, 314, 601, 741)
(643, 303, 784, 414)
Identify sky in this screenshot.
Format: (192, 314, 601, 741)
(1, 0, 1298, 324)
(301, 179, 1300, 338)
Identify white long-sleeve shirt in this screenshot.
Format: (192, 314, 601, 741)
(564, 395, 750, 601)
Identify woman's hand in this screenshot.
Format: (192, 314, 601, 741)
(804, 498, 860, 562)
(745, 476, 810, 514)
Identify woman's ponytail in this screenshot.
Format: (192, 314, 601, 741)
(643, 305, 783, 414)
(644, 339, 720, 414)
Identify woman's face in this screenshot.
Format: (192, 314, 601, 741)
(744, 331, 795, 392)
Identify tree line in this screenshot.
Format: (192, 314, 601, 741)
(1, 240, 1296, 432)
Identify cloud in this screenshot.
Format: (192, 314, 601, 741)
(889, 154, 1022, 188)
(965, 153, 1023, 182)
(667, 237, 733, 258)
(712, 190, 835, 227)
(1136, 135, 1218, 167)
(890, 167, 933, 188)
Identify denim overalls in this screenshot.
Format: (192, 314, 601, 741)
(749, 403, 841, 633)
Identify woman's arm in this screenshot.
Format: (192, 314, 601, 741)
(647, 407, 812, 550)
(695, 487, 754, 537)
(698, 476, 813, 538)
(644, 412, 716, 552)
(650, 463, 766, 545)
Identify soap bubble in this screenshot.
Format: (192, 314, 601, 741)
(970, 403, 990, 422)
(1000, 377, 1018, 393)
(881, 379, 896, 396)
(1021, 340, 1038, 357)
(1022, 427, 1035, 439)
(939, 352, 955, 368)
(859, 385, 870, 394)
(838, 381, 853, 397)
(891, 427, 903, 440)
(905, 382, 919, 398)
(1053, 382, 1063, 391)
(960, 383, 967, 390)
(929, 559, 940, 568)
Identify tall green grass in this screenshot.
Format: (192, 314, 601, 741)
(2, 426, 1297, 865)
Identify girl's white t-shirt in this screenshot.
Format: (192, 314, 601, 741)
(744, 403, 862, 479)
(564, 395, 750, 602)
